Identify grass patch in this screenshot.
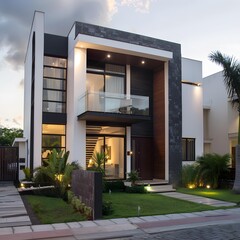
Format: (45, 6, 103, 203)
(25, 195, 86, 224)
(103, 192, 218, 219)
(177, 188, 240, 204)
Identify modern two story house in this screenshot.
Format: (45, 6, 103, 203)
(22, 11, 182, 185)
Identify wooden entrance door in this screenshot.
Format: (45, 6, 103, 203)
(132, 137, 153, 180)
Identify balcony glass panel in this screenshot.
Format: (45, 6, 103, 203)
(78, 91, 149, 116)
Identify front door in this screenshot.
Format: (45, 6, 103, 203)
(132, 137, 153, 180)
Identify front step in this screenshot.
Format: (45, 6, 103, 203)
(135, 179, 176, 193)
(147, 184, 176, 193)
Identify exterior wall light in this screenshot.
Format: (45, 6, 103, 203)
(127, 150, 133, 156)
(206, 185, 211, 189)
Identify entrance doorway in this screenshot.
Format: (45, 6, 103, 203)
(132, 137, 153, 180)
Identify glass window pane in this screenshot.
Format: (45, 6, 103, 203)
(44, 56, 67, 68)
(105, 64, 125, 75)
(42, 135, 61, 148)
(43, 90, 66, 102)
(44, 67, 66, 79)
(86, 126, 125, 135)
(43, 78, 66, 90)
(42, 124, 65, 134)
(105, 137, 124, 179)
(87, 73, 104, 92)
(105, 75, 124, 94)
(43, 102, 66, 113)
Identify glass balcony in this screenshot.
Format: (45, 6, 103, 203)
(78, 91, 149, 117)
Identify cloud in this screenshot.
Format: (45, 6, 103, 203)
(120, 0, 152, 13)
(0, 0, 118, 71)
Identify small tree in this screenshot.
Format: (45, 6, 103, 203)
(0, 127, 23, 146)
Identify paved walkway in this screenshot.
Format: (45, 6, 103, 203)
(1, 208, 240, 239)
(159, 192, 236, 207)
(0, 182, 31, 228)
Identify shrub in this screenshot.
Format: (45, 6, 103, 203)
(196, 153, 230, 189)
(103, 180, 125, 192)
(102, 200, 114, 215)
(23, 168, 32, 181)
(126, 170, 140, 186)
(33, 149, 79, 198)
(181, 164, 198, 188)
(125, 185, 147, 193)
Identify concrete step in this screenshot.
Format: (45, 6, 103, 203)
(147, 184, 176, 193)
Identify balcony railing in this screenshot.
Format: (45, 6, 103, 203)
(78, 91, 149, 116)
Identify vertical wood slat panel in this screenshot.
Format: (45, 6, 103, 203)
(0, 147, 18, 181)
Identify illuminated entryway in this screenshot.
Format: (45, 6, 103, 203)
(86, 126, 125, 179)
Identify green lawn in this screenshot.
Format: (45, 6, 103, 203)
(177, 188, 240, 204)
(102, 192, 218, 219)
(25, 195, 86, 224)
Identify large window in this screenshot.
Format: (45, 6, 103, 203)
(42, 124, 66, 161)
(43, 56, 67, 113)
(87, 62, 125, 94)
(182, 138, 195, 161)
(86, 126, 125, 179)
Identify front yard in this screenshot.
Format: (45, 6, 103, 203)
(24, 191, 221, 224)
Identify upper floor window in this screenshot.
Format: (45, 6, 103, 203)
(87, 62, 125, 95)
(182, 138, 195, 161)
(43, 56, 67, 113)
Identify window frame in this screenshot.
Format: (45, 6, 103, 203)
(182, 138, 196, 161)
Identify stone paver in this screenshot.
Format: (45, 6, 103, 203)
(0, 182, 31, 228)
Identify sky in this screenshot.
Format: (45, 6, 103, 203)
(0, 0, 239, 129)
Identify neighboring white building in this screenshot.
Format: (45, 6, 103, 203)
(203, 71, 238, 167)
(182, 58, 204, 163)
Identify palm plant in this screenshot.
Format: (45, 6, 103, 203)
(34, 149, 77, 196)
(209, 51, 240, 192)
(196, 153, 230, 189)
(89, 151, 106, 176)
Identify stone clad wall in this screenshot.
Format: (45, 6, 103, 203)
(71, 169, 102, 219)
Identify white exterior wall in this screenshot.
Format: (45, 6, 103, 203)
(67, 26, 86, 167)
(24, 11, 44, 169)
(182, 58, 203, 162)
(203, 71, 229, 155)
(203, 71, 238, 157)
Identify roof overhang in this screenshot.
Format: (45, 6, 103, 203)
(75, 34, 173, 62)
